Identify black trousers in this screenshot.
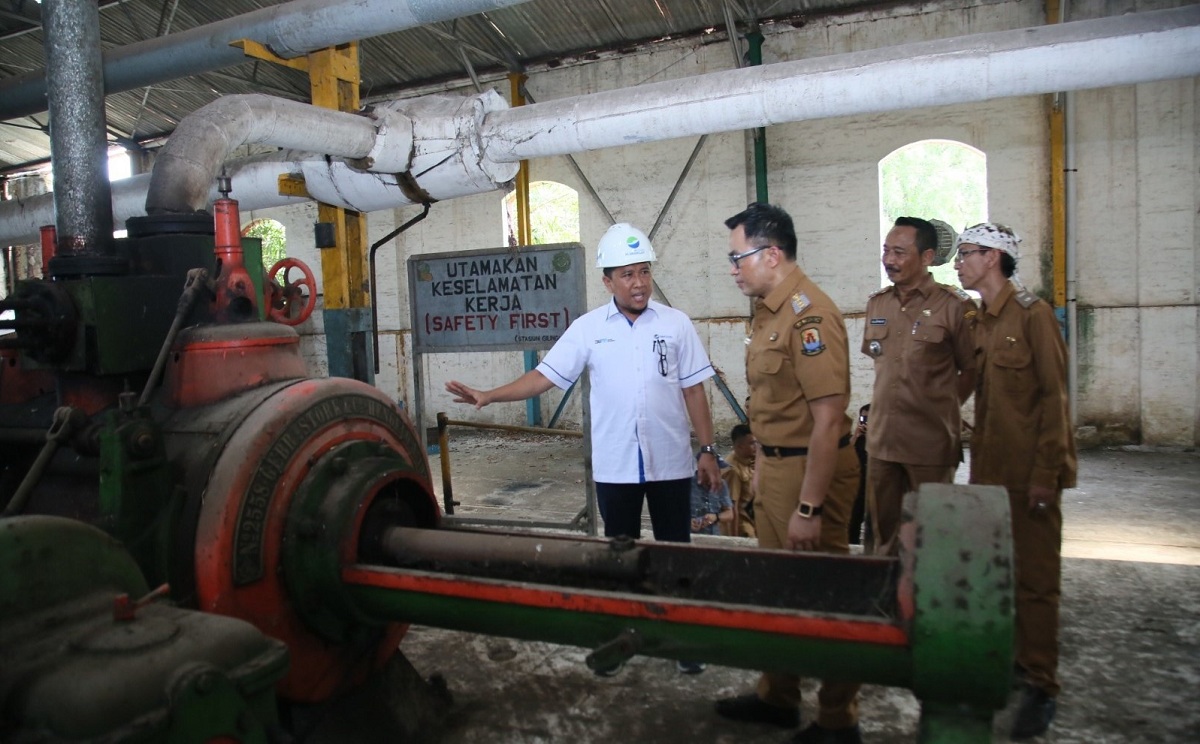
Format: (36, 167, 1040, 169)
(595, 478, 691, 542)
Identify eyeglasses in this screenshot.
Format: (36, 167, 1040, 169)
(727, 245, 772, 268)
(953, 248, 991, 263)
(652, 335, 668, 377)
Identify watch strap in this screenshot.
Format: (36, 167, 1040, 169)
(796, 501, 824, 518)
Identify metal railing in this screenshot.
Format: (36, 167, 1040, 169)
(435, 411, 597, 535)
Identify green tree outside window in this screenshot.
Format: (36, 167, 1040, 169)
(879, 140, 987, 287)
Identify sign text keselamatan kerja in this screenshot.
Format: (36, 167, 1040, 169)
(408, 243, 586, 352)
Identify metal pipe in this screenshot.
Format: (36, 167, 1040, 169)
(437, 416, 582, 439)
(510, 74, 540, 428)
(437, 412, 455, 516)
(1066, 89, 1079, 426)
(480, 6, 1200, 163)
(380, 526, 646, 583)
(0, 153, 310, 246)
(146, 94, 377, 215)
(369, 202, 431, 374)
(1062, 0, 1080, 428)
(0, 0, 537, 121)
(3, 8, 1197, 247)
(41, 0, 115, 272)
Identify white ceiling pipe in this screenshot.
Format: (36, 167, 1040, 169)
(302, 92, 519, 211)
(146, 91, 513, 217)
(4, 7, 1198, 245)
(0, 0, 536, 121)
(480, 5, 1200, 162)
(146, 94, 377, 214)
(0, 154, 311, 245)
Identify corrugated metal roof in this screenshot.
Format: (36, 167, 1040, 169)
(0, 0, 874, 176)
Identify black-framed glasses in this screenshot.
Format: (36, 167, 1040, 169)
(727, 245, 771, 268)
(652, 335, 668, 377)
(954, 248, 990, 263)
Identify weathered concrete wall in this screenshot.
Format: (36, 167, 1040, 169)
(246, 0, 1197, 446)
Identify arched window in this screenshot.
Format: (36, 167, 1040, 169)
(243, 218, 287, 271)
(502, 181, 580, 246)
(878, 140, 987, 288)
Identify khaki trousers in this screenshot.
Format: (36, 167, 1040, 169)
(753, 444, 862, 729)
(1009, 488, 1063, 696)
(867, 458, 956, 556)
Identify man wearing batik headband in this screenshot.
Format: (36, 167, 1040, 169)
(955, 222, 1077, 741)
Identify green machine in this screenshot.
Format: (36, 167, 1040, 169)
(0, 516, 288, 743)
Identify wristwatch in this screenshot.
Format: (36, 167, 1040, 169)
(698, 444, 717, 457)
(796, 501, 824, 518)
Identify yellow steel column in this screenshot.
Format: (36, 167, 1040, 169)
(510, 73, 532, 246)
(1047, 1, 1067, 308)
(232, 39, 373, 380)
(308, 42, 369, 313)
(510, 72, 539, 424)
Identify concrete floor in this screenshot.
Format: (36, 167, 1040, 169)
(396, 431, 1199, 743)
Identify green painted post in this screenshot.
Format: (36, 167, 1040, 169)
(746, 28, 769, 204)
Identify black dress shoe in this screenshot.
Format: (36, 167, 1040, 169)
(714, 694, 800, 728)
(1011, 685, 1056, 740)
(1011, 662, 1028, 690)
(788, 722, 863, 744)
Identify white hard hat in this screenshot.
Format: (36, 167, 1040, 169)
(596, 223, 656, 269)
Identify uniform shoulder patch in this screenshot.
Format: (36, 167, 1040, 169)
(799, 325, 825, 356)
(791, 292, 811, 315)
(795, 316, 823, 328)
(867, 286, 891, 299)
(937, 283, 972, 301)
(1014, 287, 1041, 308)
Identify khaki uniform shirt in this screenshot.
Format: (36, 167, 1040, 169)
(720, 452, 757, 538)
(862, 272, 977, 466)
(971, 281, 1077, 492)
(746, 266, 853, 447)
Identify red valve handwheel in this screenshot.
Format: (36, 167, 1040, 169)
(265, 257, 317, 325)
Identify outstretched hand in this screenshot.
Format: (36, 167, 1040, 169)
(445, 380, 491, 409)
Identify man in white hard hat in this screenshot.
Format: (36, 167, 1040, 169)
(954, 222, 1076, 740)
(446, 223, 721, 675)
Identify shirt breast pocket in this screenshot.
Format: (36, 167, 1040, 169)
(992, 344, 1033, 394)
(749, 349, 791, 398)
(862, 323, 888, 357)
(913, 325, 946, 345)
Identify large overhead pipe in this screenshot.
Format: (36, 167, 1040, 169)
(2, 6, 1198, 245)
(0, 0, 535, 122)
(41, 0, 119, 276)
(144, 90, 516, 216)
(481, 5, 1200, 162)
(144, 95, 378, 215)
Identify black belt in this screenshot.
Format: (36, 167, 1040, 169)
(760, 433, 852, 458)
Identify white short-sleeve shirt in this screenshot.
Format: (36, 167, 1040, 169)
(537, 299, 714, 484)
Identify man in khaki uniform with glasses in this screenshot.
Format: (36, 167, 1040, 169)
(861, 216, 977, 555)
(714, 203, 862, 744)
(955, 222, 1076, 740)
